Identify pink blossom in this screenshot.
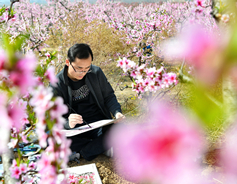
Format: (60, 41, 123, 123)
(19, 163, 27, 173)
(28, 162, 36, 170)
(68, 175, 79, 183)
(108, 101, 205, 184)
(29, 85, 54, 120)
(10, 166, 21, 179)
(45, 52, 50, 58)
(8, 138, 18, 149)
(7, 98, 26, 130)
(38, 153, 51, 170)
(11, 14, 17, 22)
(20, 133, 28, 143)
(165, 72, 178, 85)
(58, 137, 71, 164)
(21, 115, 29, 125)
(164, 25, 218, 67)
(117, 57, 136, 73)
(36, 122, 48, 147)
(1, 12, 8, 22)
(45, 66, 58, 87)
(136, 50, 143, 57)
(9, 52, 37, 94)
(12, 159, 18, 167)
(164, 25, 223, 85)
(0, 49, 7, 70)
(145, 67, 156, 77)
(50, 97, 68, 121)
(195, 0, 204, 7)
(219, 123, 237, 183)
(38, 164, 57, 184)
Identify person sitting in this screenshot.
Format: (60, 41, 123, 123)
(50, 43, 124, 161)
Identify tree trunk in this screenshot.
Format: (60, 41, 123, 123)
(2, 150, 15, 184)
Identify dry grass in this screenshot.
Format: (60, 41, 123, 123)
(42, 3, 228, 152)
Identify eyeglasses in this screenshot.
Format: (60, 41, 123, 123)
(70, 63, 92, 74)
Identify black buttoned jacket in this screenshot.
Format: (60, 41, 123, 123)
(50, 65, 122, 130)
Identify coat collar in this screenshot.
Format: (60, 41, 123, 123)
(63, 65, 69, 86)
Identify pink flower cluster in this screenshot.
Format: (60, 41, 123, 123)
(0, 94, 30, 152)
(164, 25, 224, 85)
(29, 84, 71, 183)
(0, 11, 9, 22)
(117, 57, 178, 96)
(44, 66, 58, 87)
(10, 159, 37, 183)
(68, 173, 95, 184)
(108, 101, 206, 184)
(0, 50, 37, 95)
(219, 123, 237, 183)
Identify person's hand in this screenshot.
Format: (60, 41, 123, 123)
(68, 113, 83, 128)
(115, 112, 125, 123)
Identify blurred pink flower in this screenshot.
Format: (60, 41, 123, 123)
(50, 97, 68, 121)
(164, 72, 178, 85)
(9, 52, 37, 94)
(219, 123, 237, 183)
(28, 162, 36, 170)
(165, 25, 218, 67)
(36, 122, 48, 148)
(19, 163, 27, 173)
(38, 153, 51, 170)
(8, 138, 18, 149)
(29, 85, 54, 120)
(10, 166, 21, 179)
(195, 0, 204, 7)
(45, 66, 58, 87)
(0, 49, 7, 70)
(38, 164, 57, 184)
(8, 98, 26, 130)
(1, 12, 8, 22)
(11, 14, 17, 22)
(164, 25, 223, 85)
(45, 52, 50, 58)
(108, 101, 205, 184)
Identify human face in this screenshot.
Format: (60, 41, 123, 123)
(66, 56, 92, 81)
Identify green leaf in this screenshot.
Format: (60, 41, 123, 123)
(189, 85, 224, 128)
(225, 25, 237, 63)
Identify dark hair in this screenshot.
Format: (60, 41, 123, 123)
(67, 43, 93, 63)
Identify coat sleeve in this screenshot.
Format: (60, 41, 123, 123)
(97, 68, 122, 117)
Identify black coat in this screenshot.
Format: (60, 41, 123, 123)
(50, 65, 122, 130)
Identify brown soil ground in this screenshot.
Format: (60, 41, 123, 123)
(67, 148, 225, 184)
(68, 155, 135, 184)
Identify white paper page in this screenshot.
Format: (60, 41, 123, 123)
(61, 119, 113, 137)
(67, 163, 102, 184)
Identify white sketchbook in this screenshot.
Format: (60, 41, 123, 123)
(61, 117, 123, 137)
(57, 163, 102, 184)
(67, 163, 102, 184)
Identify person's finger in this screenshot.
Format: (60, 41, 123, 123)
(70, 117, 82, 121)
(70, 114, 82, 118)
